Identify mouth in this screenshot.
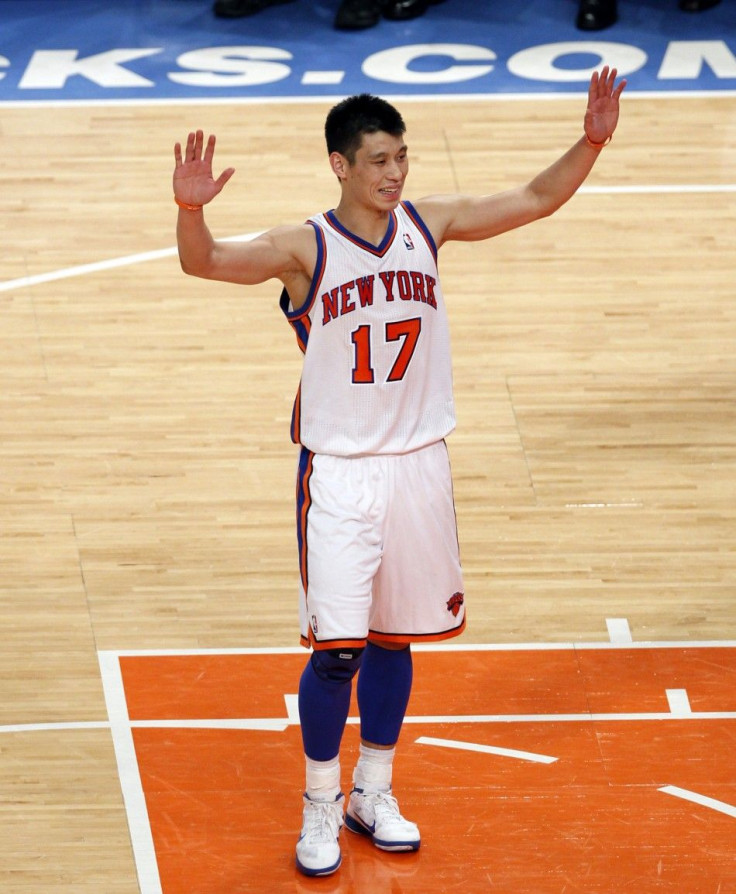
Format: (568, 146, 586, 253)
(379, 185, 402, 199)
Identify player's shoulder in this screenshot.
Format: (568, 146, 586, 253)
(260, 221, 318, 262)
(264, 221, 316, 245)
(407, 194, 461, 246)
(412, 193, 462, 216)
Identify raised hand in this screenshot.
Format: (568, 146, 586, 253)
(584, 66, 627, 145)
(173, 130, 235, 208)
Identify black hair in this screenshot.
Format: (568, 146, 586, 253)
(324, 94, 406, 163)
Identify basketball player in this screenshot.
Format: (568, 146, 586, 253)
(173, 66, 625, 877)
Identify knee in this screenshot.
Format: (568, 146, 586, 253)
(368, 640, 410, 653)
(311, 647, 364, 684)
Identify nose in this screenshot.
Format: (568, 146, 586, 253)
(386, 160, 403, 181)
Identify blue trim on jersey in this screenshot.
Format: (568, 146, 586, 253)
(281, 298, 311, 353)
(401, 200, 438, 262)
(290, 382, 302, 445)
(279, 221, 326, 332)
(296, 446, 314, 591)
(324, 209, 397, 257)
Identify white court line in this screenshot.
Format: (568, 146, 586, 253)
(666, 689, 693, 717)
(659, 785, 736, 819)
(4, 708, 736, 737)
(0, 232, 261, 294)
(393, 710, 736, 724)
(579, 184, 736, 194)
(416, 735, 558, 764)
(0, 246, 176, 293)
(0, 720, 111, 733)
(97, 651, 163, 894)
(566, 502, 644, 508)
(607, 618, 633, 644)
(131, 718, 289, 731)
(412, 639, 736, 652)
(3, 89, 736, 111)
(104, 640, 736, 657)
(284, 693, 301, 724)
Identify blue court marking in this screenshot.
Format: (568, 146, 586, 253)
(0, 0, 734, 103)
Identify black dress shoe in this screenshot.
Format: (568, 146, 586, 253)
(576, 0, 617, 30)
(678, 0, 721, 10)
(335, 0, 382, 29)
(382, 0, 429, 21)
(214, 0, 295, 17)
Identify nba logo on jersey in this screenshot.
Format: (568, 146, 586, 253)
(403, 232, 415, 250)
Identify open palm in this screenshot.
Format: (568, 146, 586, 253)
(173, 130, 235, 207)
(584, 66, 627, 145)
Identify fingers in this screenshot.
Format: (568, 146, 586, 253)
(590, 66, 611, 97)
(591, 66, 626, 98)
(173, 129, 233, 199)
(203, 133, 217, 165)
(215, 166, 236, 191)
(192, 129, 204, 162)
(179, 130, 204, 162)
(603, 67, 622, 97)
(612, 76, 627, 100)
(175, 130, 221, 166)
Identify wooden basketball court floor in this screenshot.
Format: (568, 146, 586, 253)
(2, 86, 736, 892)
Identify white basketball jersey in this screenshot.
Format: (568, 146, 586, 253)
(281, 201, 456, 456)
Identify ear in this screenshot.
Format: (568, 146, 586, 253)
(329, 151, 349, 182)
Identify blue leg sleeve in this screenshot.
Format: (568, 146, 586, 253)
(298, 648, 363, 762)
(357, 642, 413, 747)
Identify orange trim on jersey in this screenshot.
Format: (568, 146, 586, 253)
(304, 630, 369, 651)
(297, 450, 314, 592)
(401, 200, 438, 262)
(368, 615, 466, 646)
(279, 223, 327, 325)
(293, 314, 311, 354)
(302, 622, 464, 650)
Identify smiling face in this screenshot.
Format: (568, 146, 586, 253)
(331, 130, 409, 213)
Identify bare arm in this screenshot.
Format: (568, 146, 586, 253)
(173, 130, 315, 294)
(416, 67, 626, 246)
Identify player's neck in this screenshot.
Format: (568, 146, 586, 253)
(332, 202, 393, 248)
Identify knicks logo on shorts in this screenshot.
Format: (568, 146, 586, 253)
(446, 592, 464, 618)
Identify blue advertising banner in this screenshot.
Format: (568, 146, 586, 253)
(0, 0, 734, 103)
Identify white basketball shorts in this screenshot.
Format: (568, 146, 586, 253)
(295, 439, 465, 650)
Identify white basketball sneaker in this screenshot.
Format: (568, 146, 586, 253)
(345, 788, 421, 851)
(295, 793, 345, 877)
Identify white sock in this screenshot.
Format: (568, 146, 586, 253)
(305, 755, 341, 802)
(352, 743, 395, 793)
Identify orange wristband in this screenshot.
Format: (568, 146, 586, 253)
(175, 197, 203, 211)
(585, 134, 612, 150)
